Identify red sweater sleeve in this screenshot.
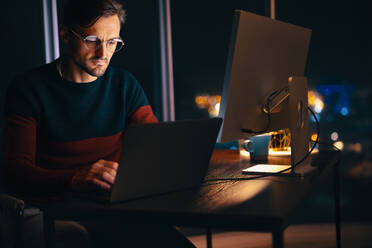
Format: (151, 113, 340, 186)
(5, 114, 77, 194)
(128, 105, 158, 124)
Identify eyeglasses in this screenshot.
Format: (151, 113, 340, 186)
(70, 29, 124, 53)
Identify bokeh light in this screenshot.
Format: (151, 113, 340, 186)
(340, 107, 349, 116)
(195, 95, 221, 117)
(333, 141, 344, 151)
(331, 132, 339, 141)
(308, 90, 324, 114)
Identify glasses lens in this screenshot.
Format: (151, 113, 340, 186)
(113, 40, 124, 53)
(80, 34, 124, 53)
(84, 35, 100, 50)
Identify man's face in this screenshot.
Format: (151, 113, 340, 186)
(68, 15, 121, 77)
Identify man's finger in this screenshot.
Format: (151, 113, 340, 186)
(92, 178, 111, 190)
(96, 166, 116, 178)
(101, 160, 119, 170)
(101, 171, 116, 185)
(103, 167, 117, 178)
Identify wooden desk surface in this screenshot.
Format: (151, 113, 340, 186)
(40, 150, 340, 232)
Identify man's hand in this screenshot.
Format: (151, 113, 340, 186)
(71, 160, 119, 192)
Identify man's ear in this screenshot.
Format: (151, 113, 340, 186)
(59, 25, 69, 45)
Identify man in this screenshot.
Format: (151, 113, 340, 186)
(4, 0, 195, 247)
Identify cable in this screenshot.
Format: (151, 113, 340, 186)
(316, 140, 342, 152)
(241, 112, 271, 134)
(241, 90, 279, 134)
(203, 105, 321, 183)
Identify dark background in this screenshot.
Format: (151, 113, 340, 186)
(1, 0, 371, 226)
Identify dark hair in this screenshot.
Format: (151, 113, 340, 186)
(62, 0, 126, 30)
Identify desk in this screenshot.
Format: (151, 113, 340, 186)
(39, 150, 341, 248)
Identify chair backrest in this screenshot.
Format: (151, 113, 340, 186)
(0, 129, 6, 194)
(0, 194, 24, 248)
(0, 139, 5, 194)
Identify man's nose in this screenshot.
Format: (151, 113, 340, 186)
(95, 42, 107, 59)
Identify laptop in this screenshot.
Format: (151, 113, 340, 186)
(80, 118, 222, 203)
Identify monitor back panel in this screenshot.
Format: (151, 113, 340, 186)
(218, 10, 312, 142)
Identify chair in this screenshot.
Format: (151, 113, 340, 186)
(0, 193, 24, 248)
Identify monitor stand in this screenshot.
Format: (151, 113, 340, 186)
(240, 77, 316, 177)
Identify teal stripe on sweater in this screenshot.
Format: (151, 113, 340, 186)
(5, 60, 150, 142)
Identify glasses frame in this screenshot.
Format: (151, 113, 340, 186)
(70, 29, 124, 53)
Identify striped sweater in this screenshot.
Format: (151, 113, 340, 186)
(4, 60, 157, 196)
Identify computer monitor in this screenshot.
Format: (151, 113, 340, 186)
(218, 10, 312, 173)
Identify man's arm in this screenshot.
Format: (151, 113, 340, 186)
(127, 105, 158, 124)
(123, 72, 158, 124)
(5, 114, 77, 193)
(5, 114, 117, 194)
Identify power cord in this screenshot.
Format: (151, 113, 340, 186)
(240, 90, 279, 134)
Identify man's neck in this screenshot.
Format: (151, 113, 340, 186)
(60, 57, 97, 83)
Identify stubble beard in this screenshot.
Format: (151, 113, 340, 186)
(74, 57, 109, 78)
(85, 65, 107, 77)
